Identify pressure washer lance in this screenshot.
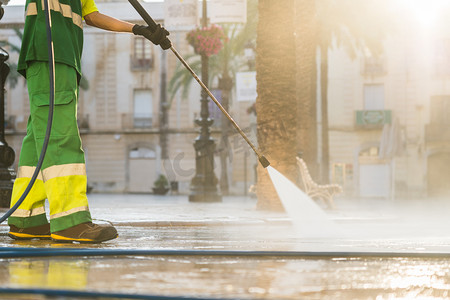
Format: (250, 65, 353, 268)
(128, 0, 270, 169)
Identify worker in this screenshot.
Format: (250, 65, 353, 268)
(8, 0, 170, 242)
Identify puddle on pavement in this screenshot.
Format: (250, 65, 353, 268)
(1, 223, 450, 299)
(0, 255, 449, 299)
(1, 198, 450, 299)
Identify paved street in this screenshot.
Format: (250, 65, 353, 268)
(0, 194, 450, 299)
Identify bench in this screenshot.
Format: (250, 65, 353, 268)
(296, 157, 343, 209)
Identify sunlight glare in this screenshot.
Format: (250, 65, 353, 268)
(398, 0, 449, 29)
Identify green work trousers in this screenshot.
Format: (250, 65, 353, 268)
(8, 61, 92, 232)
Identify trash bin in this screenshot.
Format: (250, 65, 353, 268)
(170, 181, 179, 194)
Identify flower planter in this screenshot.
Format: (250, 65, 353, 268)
(187, 24, 228, 57)
(152, 187, 170, 195)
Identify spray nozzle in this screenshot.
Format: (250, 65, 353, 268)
(258, 155, 270, 168)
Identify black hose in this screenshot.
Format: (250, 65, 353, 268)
(0, 0, 55, 224)
(0, 247, 449, 259)
(0, 287, 238, 300)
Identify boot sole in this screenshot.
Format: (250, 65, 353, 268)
(51, 233, 118, 244)
(8, 232, 51, 240)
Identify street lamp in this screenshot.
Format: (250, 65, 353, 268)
(0, 6, 17, 207)
(188, 0, 222, 202)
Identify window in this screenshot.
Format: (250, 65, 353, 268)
(134, 90, 152, 128)
(426, 96, 450, 143)
(362, 56, 385, 76)
(430, 96, 450, 125)
(129, 147, 156, 158)
(434, 39, 450, 76)
(364, 84, 385, 110)
(131, 36, 153, 70)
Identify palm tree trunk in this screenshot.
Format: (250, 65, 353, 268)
(295, 0, 318, 179)
(256, 0, 298, 210)
(160, 50, 169, 160)
(320, 46, 330, 184)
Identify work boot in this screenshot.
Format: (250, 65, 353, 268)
(9, 224, 51, 240)
(51, 222, 118, 243)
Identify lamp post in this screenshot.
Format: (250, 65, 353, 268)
(189, 0, 222, 202)
(0, 45, 16, 208)
(0, 5, 16, 207)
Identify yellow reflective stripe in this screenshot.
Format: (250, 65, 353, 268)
(44, 174, 88, 215)
(17, 166, 44, 181)
(43, 163, 86, 181)
(10, 177, 47, 210)
(9, 232, 50, 239)
(11, 206, 46, 218)
(26, 2, 38, 16)
(40, 0, 82, 29)
(50, 206, 89, 220)
(51, 234, 93, 242)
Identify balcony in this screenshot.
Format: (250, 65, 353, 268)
(121, 113, 153, 130)
(130, 56, 153, 72)
(425, 123, 450, 143)
(355, 110, 392, 129)
(361, 57, 386, 76)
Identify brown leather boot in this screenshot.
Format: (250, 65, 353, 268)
(51, 222, 118, 243)
(9, 224, 51, 240)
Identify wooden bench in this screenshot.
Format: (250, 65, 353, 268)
(296, 157, 343, 209)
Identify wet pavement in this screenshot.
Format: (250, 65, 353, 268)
(0, 194, 450, 299)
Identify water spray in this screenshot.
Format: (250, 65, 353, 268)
(128, 0, 270, 168)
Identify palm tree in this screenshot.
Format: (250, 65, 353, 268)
(255, 0, 394, 209)
(168, 0, 258, 194)
(168, 0, 257, 107)
(255, 0, 301, 210)
(316, 0, 392, 183)
(294, 0, 319, 179)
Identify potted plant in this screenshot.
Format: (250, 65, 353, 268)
(186, 24, 228, 57)
(152, 174, 170, 195)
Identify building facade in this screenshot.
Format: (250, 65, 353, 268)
(1, 1, 448, 198)
(0, 1, 257, 195)
(327, 8, 450, 198)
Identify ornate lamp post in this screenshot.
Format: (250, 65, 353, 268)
(0, 10, 17, 207)
(189, 0, 221, 202)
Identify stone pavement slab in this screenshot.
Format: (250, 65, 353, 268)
(87, 194, 288, 226)
(1, 193, 449, 252)
(1, 194, 450, 299)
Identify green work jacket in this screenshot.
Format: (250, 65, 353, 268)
(17, 0, 84, 78)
